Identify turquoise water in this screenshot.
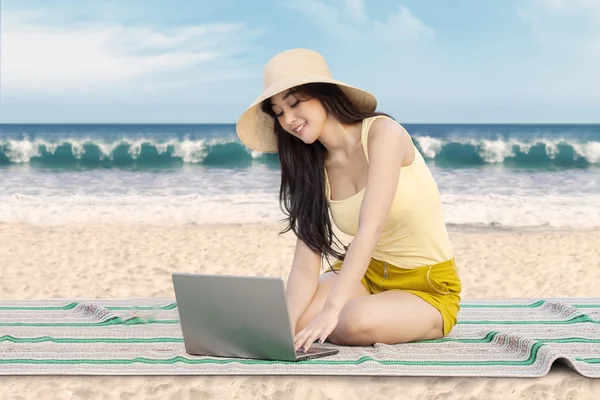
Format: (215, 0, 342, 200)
(1, 123, 599, 228)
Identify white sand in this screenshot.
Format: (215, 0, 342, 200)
(1, 221, 599, 399)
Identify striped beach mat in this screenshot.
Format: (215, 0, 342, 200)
(0, 297, 598, 377)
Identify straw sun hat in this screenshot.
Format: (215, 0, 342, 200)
(235, 48, 378, 153)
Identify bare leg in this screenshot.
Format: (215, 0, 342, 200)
(328, 290, 444, 346)
(296, 271, 445, 346)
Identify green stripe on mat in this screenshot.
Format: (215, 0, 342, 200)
(424, 334, 600, 344)
(0, 332, 600, 346)
(0, 303, 177, 311)
(106, 304, 178, 310)
(0, 335, 185, 343)
(0, 317, 180, 327)
(0, 302, 79, 311)
(0, 342, 547, 366)
(3, 343, 597, 367)
(3, 332, 600, 346)
(537, 337, 600, 344)
(576, 358, 600, 364)
(1, 314, 598, 327)
(460, 301, 600, 309)
(457, 315, 599, 325)
(1, 301, 599, 312)
(460, 300, 547, 308)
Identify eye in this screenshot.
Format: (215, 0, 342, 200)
(274, 101, 300, 118)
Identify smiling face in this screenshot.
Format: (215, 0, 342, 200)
(269, 89, 328, 144)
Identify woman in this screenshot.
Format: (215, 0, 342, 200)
(236, 48, 462, 353)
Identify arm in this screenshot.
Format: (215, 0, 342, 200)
(323, 118, 410, 313)
(285, 236, 322, 333)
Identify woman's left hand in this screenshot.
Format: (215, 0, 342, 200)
(294, 306, 340, 352)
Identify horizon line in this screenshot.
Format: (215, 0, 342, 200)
(1, 122, 600, 125)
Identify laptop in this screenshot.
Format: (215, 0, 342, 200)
(171, 272, 339, 361)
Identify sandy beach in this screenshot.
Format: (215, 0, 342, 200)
(1, 221, 599, 399)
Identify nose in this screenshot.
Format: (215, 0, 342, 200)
(284, 111, 297, 128)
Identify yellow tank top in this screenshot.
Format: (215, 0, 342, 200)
(324, 115, 454, 269)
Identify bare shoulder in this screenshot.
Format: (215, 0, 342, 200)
(369, 117, 410, 142)
(366, 117, 414, 160)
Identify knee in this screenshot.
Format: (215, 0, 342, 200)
(328, 306, 374, 345)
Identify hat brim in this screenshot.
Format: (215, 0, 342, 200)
(236, 75, 377, 153)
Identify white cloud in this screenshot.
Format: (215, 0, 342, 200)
(341, 0, 368, 23)
(285, 0, 363, 40)
(372, 4, 435, 43)
(518, 0, 600, 52)
(1, 10, 261, 95)
(538, 0, 600, 14)
(287, 0, 434, 44)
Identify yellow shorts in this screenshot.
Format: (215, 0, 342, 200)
(330, 257, 462, 336)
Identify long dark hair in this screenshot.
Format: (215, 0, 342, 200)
(260, 83, 393, 270)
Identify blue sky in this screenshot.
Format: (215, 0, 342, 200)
(1, 0, 599, 123)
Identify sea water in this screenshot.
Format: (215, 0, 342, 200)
(1, 123, 599, 229)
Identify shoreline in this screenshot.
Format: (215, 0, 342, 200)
(3, 219, 600, 234)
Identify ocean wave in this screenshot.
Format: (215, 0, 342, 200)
(413, 136, 600, 167)
(0, 136, 279, 169)
(0, 136, 599, 169)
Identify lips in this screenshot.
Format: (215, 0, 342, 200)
(293, 123, 306, 135)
